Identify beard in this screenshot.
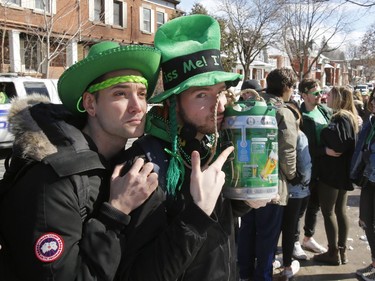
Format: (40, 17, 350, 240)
(178, 106, 219, 135)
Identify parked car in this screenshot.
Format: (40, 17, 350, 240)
(0, 74, 60, 149)
(367, 83, 374, 93)
(354, 84, 369, 94)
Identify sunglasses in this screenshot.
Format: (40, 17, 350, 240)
(309, 90, 323, 96)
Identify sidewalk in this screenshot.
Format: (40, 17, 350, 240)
(273, 186, 367, 281)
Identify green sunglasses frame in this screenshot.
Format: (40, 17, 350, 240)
(309, 90, 323, 96)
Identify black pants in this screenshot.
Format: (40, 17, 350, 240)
(318, 181, 349, 248)
(281, 196, 309, 267)
(304, 180, 320, 237)
(360, 179, 375, 261)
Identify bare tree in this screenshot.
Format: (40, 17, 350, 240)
(0, 0, 14, 73)
(280, 0, 350, 80)
(358, 23, 375, 81)
(344, 0, 375, 7)
(218, 0, 282, 81)
(23, 1, 94, 78)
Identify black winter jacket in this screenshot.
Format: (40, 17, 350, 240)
(0, 96, 130, 281)
(319, 113, 356, 190)
(114, 136, 250, 281)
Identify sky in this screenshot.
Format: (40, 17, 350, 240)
(176, 0, 375, 51)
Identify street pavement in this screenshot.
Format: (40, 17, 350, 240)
(273, 186, 367, 281)
(0, 148, 369, 281)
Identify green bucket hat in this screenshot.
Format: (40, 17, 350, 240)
(148, 14, 242, 104)
(58, 41, 161, 115)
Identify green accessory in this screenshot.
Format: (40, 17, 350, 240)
(58, 41, 161, 115)
(148, 14, 242, 103)
(86, 75, 148, 93)
(165, 96, 185, 195)
(309, 90, 323, 96)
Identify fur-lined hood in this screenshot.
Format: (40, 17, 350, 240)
(8, 94, 64, 161)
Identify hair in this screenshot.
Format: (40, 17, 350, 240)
(329, 86, 359, 133)
(368, 87, 375, 112)
(298, 78, 320, 94)
(353, 90, 363, 102)
(266, 68, 297, 97)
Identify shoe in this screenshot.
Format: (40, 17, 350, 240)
(273, 258, 282, 270)
(357, 264, 375, 277)
(363, 271, 375, 281)
(283, 260, 300, 278)
(360, 235, 368, 241)
(313, 246, 340, 266)
(339, 246, 348, 264)
(302, 237, 327, 253)
(293, 242, 307, 260)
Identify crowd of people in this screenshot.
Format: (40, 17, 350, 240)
(0, 13, 374, 281)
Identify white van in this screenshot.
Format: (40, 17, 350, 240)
(0, 74, 61, 149)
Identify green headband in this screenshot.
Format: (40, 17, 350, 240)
(87, 75, 148, 93)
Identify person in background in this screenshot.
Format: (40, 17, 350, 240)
(239, 88, 260, 101)
(237, 77, 282, 281)
(239, 67, 299, 281)
(314, 86, 358, 265)
(0, 83, 9, 104)
(298, 79, 331, 256)
(352, 89, 375, 281)
(362, 90, 372, 124)
(279, 100, 312, 278)
(0, 41, 161, 280)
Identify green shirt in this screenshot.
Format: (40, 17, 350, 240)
(303, 107, 328, 145)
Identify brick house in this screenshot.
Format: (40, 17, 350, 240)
(0, 0, 181, 78)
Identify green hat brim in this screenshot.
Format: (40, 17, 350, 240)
(58, 45, 161, 115)
(148, 71, 242, 103)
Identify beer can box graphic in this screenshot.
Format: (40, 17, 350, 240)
(221, 100, 278, 200)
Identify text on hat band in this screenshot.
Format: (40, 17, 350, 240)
(162, 49, 224, 91)
(87, 75, 148, 93)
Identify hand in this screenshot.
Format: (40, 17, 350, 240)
(190, 146, 234, 216)
(325, 147, 342, 157)
(244, 198, 271, 209)
(288, 172, 302, 185)
(109, 158, 158, 215)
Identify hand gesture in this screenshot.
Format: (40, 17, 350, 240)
(325, 147, 342, 157)
(190, 146, 234, 215)
(109, 158, 158, 215)
(245, 198, 271, 209)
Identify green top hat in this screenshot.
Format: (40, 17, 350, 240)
(148, 14, 242, 103)
(58, 41, 161, 115)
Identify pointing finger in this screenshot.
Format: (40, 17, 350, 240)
(210, 146, 234, 170)
(190, 150, 201, 179)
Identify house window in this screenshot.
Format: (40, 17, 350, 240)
(143, 8, 151, 33)
(156, 11, 165, 29)
(113, 0, 123, 26)
(20, 33, 39, 71)
(9, 0, 21, 5)
(35, 0, 51, 13)
(94, 0, 105, 22)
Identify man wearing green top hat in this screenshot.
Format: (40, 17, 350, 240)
(0, 42, 161, 280)
(116, 14, 252, 281)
